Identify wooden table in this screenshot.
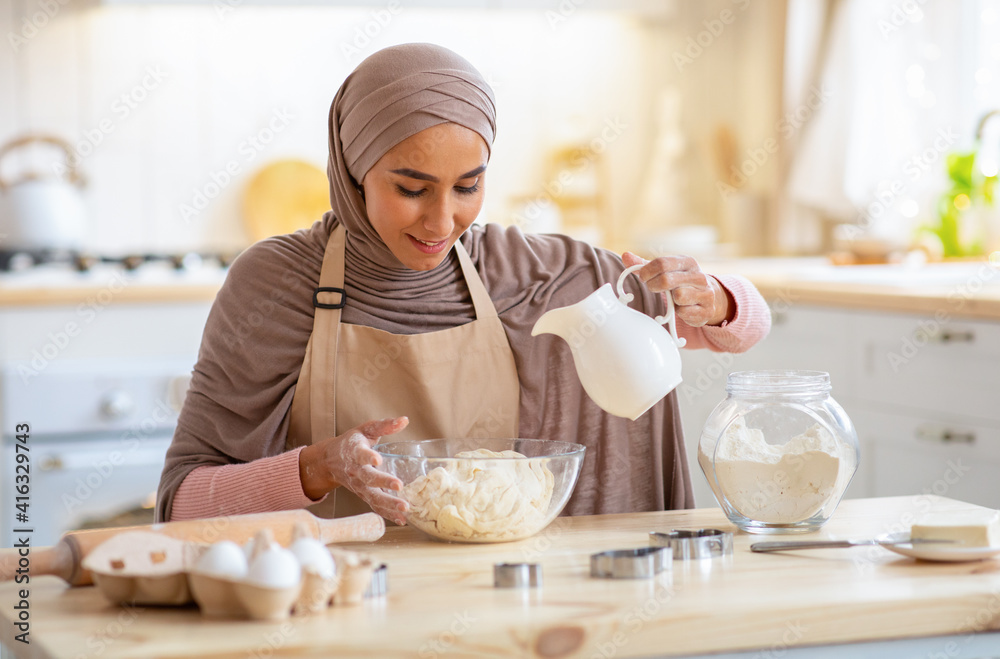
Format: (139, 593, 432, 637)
(2, 496, 999, 658)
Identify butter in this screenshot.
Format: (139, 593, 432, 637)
(911, 510, 1000, 548)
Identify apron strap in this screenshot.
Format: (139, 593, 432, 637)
(309, 224, 346, 445)
(453, 238, 497, 321)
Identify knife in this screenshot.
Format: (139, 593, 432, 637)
(750, 536, 954, 553)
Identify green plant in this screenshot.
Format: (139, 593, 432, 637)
(930, 149, 997, 257)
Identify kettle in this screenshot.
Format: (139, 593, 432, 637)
(0, 134, 88, 252)
(531, 264, 686, 420)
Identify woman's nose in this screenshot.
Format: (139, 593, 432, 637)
(423, 194, 454, 237)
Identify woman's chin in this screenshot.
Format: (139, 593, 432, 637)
(395, 251, 449, 271)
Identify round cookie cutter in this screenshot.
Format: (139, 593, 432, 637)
(590, 547, 670, 579)
(494, 563, 542, 588)
(364, 563, 388, 598)
(649, 529, 734, 560)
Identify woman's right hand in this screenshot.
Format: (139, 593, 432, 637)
(298, 416, 410, 525)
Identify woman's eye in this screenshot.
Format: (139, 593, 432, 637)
(455, 183, 480, 196)
(396, 185, 426, 198)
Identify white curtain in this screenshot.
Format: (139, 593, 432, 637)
(781, 0, 1000, 252)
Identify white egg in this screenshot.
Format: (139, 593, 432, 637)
(289, 538, 336, 579)
(242, 537, 255, 561)
(247, 544, 301, 589)
(194, 541, 249, 579)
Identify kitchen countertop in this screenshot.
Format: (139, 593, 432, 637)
(3, 255, 999, 319)
(0, 263, 227, 307)
(704, 257, 1000, 321)
(2, 496, 999, 658)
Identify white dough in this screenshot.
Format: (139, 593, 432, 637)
(402, 449, 555, 541)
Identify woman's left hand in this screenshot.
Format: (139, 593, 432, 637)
(622, 252, 733, 328)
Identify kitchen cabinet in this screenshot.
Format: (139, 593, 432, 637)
(679, 302, 1000, 509)
(0, 294, 215, 546)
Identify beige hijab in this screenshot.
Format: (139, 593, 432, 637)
(156, 43, 692, 522)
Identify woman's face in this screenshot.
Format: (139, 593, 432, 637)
(362, 123, 489, 271)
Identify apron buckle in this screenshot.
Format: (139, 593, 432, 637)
(313, 287, 347, 309)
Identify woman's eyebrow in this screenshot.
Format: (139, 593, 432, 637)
(390, 165, 486, 183)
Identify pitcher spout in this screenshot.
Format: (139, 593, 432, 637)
(531, 304, 580, 340)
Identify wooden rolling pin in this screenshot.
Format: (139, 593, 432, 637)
(0, 510, 385, 587)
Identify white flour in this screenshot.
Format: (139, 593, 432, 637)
(700, 418, 842, 524)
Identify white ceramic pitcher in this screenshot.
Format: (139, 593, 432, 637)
(531, 264, 686, 420)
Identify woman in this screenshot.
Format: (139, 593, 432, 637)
(157, 43, 770, 525)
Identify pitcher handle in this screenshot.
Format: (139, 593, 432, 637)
(616, 265, 687, 348)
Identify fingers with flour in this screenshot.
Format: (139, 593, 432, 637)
(621, 251, 731, 327)
(299, 416, 411, 525)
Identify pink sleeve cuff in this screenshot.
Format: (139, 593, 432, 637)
(169, 446, 328, 521)
(675, 274, 771, 353)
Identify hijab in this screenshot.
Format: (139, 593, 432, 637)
(157, 43, 692, 522)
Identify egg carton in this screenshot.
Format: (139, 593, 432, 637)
(82, 525, 379, 621)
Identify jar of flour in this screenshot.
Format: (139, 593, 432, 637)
(698, 371, 859, 534)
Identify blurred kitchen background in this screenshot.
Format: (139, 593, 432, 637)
(1, 0, 995, 260)
(2, 0, 1000, 545)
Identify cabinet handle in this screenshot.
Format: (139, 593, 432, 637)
(39, 455, 65, 471)
(924, 329, 975, 344)
(915, 425, 976, 444)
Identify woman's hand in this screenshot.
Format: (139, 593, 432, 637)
(621, 252, 734, 328)
(298, 416, 410, 525)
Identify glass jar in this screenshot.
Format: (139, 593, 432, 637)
(698, 370, 859, 534)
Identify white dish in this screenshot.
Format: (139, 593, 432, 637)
(881, 533, 1000, 563)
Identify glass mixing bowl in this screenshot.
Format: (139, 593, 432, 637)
(375, 438, 586, 543)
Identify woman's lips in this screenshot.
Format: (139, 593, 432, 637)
(407, 234, 448, 254)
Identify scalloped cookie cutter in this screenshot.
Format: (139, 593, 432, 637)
(649, 529, 734, 560)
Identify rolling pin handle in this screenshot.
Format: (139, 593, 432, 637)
(0, 540, 78, 585)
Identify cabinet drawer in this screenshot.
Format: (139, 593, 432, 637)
(853, 312, 1000, 424)
(854, 408, 1000, 508)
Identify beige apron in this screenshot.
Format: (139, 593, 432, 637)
(286, 225, 520, 518)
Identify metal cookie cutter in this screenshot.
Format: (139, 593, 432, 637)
(494, 562, 542, 588)
(590, 547, 670, 579)
(649, 529, 734, 560)
(364, 563, 388, 598)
